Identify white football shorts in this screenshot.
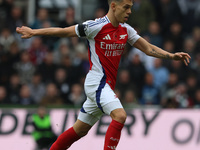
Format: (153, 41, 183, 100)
(78, 83, 123, 126)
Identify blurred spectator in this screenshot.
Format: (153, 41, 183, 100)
(163, 39, 175, 53)
(168, 60, 188, 82)
(186, 73, 198, 102)
(115, 69, 132, 99)
(161, 91, 179, 108)
(19, 84, 35, 105)
(7, 42, 20, 66)
(0, 0, 14, 29)
(140, 72, 160, 105)
(37, 51, 57, 84)
(60, 55, 83, 85)
(28, 37, 48, 65)
(54, 68, 70, 104)
(6, 6, 24, 33)
(14, 50, 36, 84)
(191, 54, 200, 79)
(155, 0, 181, 35)
(165, 21, 184, 51)
(31, 8, 53, 29)
(127, 53, 146, 97)
(73, 42, 89, 75)
(0, 86, 8, 104)
(28, 73, 46, 104)
(128, 38, 156, 71)
(161, 72, 179, 106)
(40, 83, 64, 106)
(162, 72, 179, 94)
(68, 83, 86, 107)
(94, 7, 106, 18)
(114, 89, 122, 101)
(177, 0, 200, 33)
(6, 73, 21, 104)
(149, 58, 169, 89)
(0, 28, 15, 51)
(164, 83, 192, 108)
(194, 89, 200, 107)
(32, 106, 57, 150)
(162, 39, 175, 68)
(98, 0, 109, 12)
(122, 89, 137, 105)
(183, 37, 196, 63)
(69, 36, 82, 51)
(175, 83, 193, 108)
(144, 21, 163, 47)
(68, 37, 89, 76)
(192, 27, 200, 53)
(53, 39, 71, 64)
(0, 46, 15, 85)
(14, 32, 33, 51)
(127, 0, 156, 33)
(59, 6, 78, 28)
(41, 20, 58, 50)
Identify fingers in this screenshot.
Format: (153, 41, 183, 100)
(177, 54, 182, 59)
(182, 56, 190, 66)
(21, 35, 28, 39)
(16, 27, 21, 33)
(16, 26, 30, 39)
(185, 56, 190, 64)
(21, 35, 26, 39)
(16, 27, 24, 35)
(182, 53, 191, 59)
(177, 52, 191, 66)
(183, 59, 188, 66)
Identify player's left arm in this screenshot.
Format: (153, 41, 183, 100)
(16, 25, 77, 39)
(133, 37, 191, 66)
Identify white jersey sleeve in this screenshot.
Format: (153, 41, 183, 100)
(124, 23, 141, 46)
(75, 18, 108, 39)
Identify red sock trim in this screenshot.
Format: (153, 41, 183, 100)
(110, 119, 124, 130)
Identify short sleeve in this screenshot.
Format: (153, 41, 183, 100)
(75, 20, 104, 39)
(125, 24, 141, 46)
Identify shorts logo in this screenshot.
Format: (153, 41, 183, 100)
(103, 34, 111, 40)
(114, 95, 118, 99)
(119, 34, 127, 40)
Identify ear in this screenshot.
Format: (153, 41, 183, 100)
(110, 2, 117, 11)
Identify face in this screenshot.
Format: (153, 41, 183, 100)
(113, 0, 133, 23)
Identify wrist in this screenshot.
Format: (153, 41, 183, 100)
(169, 53, 174, 59)
(31, 30, 36, 36)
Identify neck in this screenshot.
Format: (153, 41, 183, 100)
(107, 10, 119, 27)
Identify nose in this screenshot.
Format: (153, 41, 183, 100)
(127, 8, 132, 15)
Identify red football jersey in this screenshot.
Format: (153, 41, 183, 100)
(75, 15, 140, 90)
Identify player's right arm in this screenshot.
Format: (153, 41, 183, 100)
(16, 25, 77, 39)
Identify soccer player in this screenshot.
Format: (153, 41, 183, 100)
(16, 0, 191, 149)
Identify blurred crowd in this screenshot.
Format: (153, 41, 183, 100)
(0, 0, 200, 109)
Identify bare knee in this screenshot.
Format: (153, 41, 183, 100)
(110, 108, 127, 124)
(73, 120, 92, 137)
(75, 128, 89, 137)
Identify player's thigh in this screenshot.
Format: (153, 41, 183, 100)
(78, 97, 103, 126)
(100, 84, 124, 116)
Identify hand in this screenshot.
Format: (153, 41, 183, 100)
(16, 26, 33, 39)
(172, 52, 191, 66)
